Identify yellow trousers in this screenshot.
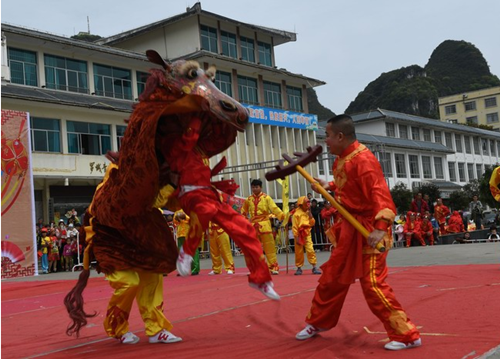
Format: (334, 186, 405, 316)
(295, 235, 317, 268)
(209, 231, 235, 273)
(104, 269, 173, 338)
(257, 232, 279, 271)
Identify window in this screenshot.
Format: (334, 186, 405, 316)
(93, 64, 132, 100)
(409, 155, 419, 178)
(240, 36, 255, 62)
(486, 112, 499, 124)
(220, 31, 237, 58)
(30, 117, 60, 152)
(44, 54, 88, 93)
(448, 162, 457, 182)
(464, 136, 471, 154)
(386, 123, 395, 137)
(498, 141, 500, 158)
(467, 163, 475, 180)
(378, 153, 392, 177)
(445, 104, 456, 114)
(464, 101, 476, 111)
(448, 119, 458, 124)
(490, 139, 496, 157)
(8, 47, 37, 86)
(399, 125, 408, 139)
(445, 132, 453, 150)
(286, 86, 302, 112)
(423, 129, 431, 142)
(263, 81, 282, 109)
(422, 156, 432, 178)
(482, 139, 488, 155)
(395, 154, 406, 178)
(434, 130, 442, 144)
(455, 134, 463, 153)
(458, 163, 466, 182)
(136, 71, 149, 97)
(466, 116, 478, 125)
(67, 121, 111, 155)
(116, 125, 127, 150)
(215, 71, 232, 96)
(476, 164, 482, 179)
(485, 97, 497, 108)
(257, 41, 272, 66)
(318, 154, 325, 175)
(411, 127, 420, 140)
(237, 76, 258, 105)
(200, 25, 218, 53)
(434, 157, 444, 179)
(473, 137, 480, 154)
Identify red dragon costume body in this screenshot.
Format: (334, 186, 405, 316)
(64, 50, 277, 344)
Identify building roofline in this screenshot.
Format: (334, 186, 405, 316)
(96, 2, 296, 46)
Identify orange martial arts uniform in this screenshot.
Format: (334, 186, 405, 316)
(305, 141, 420, 344)
(242, 192, 285, 274)
(292, 197, 318, 269)
(419, 217, 435, 245)
(404, 212, 426, 247)
(208, 222, 235, 274)
(446, 211, 465, 233)
(434, 202, 450, 235)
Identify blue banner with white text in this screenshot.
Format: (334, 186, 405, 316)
(242, 104, 318, 131)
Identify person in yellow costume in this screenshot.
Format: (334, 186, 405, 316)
(490, 166, 500, 202)
(174, 210, 199, 275)
(208, 222, 235, 275)
(241, 179, 285, 275)
(292, 196, 321, 276)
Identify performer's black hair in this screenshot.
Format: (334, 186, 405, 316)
(251, 179, 263, 187)
(327, 114, 357, 140)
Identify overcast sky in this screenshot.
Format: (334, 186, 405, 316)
(2, 0, 499, 114)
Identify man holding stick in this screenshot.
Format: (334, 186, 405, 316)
(295, 114, 421, 351)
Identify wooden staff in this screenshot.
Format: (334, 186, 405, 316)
(265, 145, 386, 252)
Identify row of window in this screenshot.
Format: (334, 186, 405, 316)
(377, 152, 484, 183)
(9, 47, 303, 111)
(201, 25, 273, 66)
(385, 122, 500, 157)
(215, 71, 303, 111)
(30, 117, 126, 155)
(444, 97, 498, 114)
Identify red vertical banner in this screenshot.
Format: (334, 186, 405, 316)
(1, 109, 37, 278)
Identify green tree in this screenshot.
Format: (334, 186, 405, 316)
(448, 190, 470, 212)
(390, 183, 413, 214)
(414, 183, 441, 207)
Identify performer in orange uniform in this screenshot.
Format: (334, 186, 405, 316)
(208, 221, 235, 275)
(418, 215, 435, 245)
(433, 198, 450, 235)
(292, 196, 321, 275)
(446, 211, 465, 233)
(241, 179, 285, 275)
(296, 115, 421, 351)
(320, 201, 337, 245)
(404, 212, 426, 247)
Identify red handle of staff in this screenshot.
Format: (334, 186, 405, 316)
(295, 165, 386, 252)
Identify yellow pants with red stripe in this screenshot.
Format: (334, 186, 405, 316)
(103, 269, 173, 338)
(256, 232, 279, 272)
(306, 252, 420, 343)
(295, 234, 317, 268)
(209, 231, 235, 273)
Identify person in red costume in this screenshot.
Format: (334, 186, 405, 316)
(434, 198, 450, 235)
(164, 118, 280, 300)
(419, 215, 435, 245)
(320, 201, 337, 246)
(410, 192, 429, 216)
(404, 212, 426, 247)
(295, 114, 421, 351)
(446, 211, 465, 233)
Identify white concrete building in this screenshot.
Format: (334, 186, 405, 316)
(1, 3, 324, 222)
(316, 109, 500, 198)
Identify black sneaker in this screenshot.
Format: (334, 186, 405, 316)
(312, 267, 321, 275)
(294, 268, 303, 276)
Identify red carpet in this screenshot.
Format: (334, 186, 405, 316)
(2, 264, 500, 359)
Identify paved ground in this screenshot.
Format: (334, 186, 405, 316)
(5, 242, 499, 282)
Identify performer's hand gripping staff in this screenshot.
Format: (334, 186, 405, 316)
(265, 145, 386, 252)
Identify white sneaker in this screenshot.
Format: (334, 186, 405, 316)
(120, 332, 140, 344)
(296, 324, 325, 340)
(176, 248, 193, 277)
(249, 281, 280, 301)
(384, 338, 422, 350)
(208, 270, 219, 275)
(227, 270, 234, 275)
(149, 329, 182, 344)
